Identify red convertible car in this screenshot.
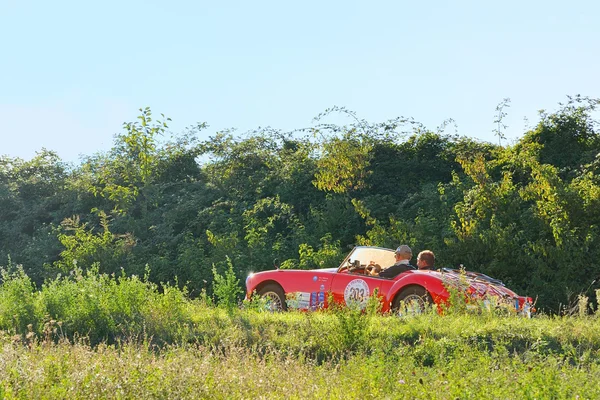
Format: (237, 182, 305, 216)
(245, 246, 533, 316)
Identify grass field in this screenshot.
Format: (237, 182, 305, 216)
(0, 331, 598, 399)
(1, 268, 600, 398)
(2, 309, 600, 399)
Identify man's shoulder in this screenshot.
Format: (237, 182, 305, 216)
(379, 263, 415, 278)
(397, 263, 416, 270)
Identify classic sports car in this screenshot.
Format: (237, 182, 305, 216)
(245, 246, 533, 316)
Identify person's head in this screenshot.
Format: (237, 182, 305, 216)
(416, 250, 435, 269)
(394, 245, 412, 261)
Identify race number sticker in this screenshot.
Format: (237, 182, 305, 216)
(344, 279, 370, 309)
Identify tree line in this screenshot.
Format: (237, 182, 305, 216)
(1, 97, 599, 312)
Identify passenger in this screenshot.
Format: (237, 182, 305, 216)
(371, 245, 416, 278)
(416, 250, 435, 270)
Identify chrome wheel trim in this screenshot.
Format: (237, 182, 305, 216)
(262, 291, 284, 311)
(397, 294, 427, 316)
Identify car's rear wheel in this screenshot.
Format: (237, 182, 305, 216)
(258, 283, 287, 311)
(392, 286, 432, 316)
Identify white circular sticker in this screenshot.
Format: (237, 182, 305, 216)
(344, 279, 370, 309)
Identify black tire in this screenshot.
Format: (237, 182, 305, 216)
(392, 286, 432, 315)
(257, 283, 287, 311)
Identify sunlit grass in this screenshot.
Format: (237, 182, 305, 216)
(2, 268, 600, 398)
(1, 325, 600, 399)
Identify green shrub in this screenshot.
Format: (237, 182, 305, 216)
(0, 266, 37, 333)
(212, 256, 243, 311)
(36, 266, 192, 345)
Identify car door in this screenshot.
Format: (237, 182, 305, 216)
(280, 270, 335, 311)
(330, 271, 396, 309)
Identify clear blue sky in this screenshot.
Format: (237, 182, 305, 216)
(2, 0, 599, 163)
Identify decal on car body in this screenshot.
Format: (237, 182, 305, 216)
(287, 292, 311, 310)
(344, 279, 370, 309)
(287, 291, 325, 310)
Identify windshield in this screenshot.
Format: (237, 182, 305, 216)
(339, 247, 396, 269)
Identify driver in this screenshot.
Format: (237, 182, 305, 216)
(368, 245, 416, 278)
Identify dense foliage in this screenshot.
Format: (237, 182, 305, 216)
(1, 98, 600, 311)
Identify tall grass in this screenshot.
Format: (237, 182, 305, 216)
(0, 332, 599, 399)
(0, 266, 193, 345)
(2, 266, 600, 398)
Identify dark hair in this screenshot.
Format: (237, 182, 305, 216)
(417, 250, 435, 266)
